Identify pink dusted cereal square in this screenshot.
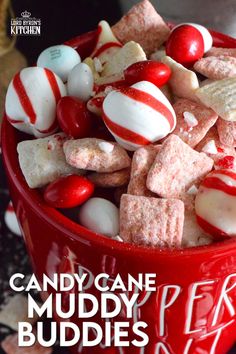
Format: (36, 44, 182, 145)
(195, 127, 236, 166)
(194, 56, 236, 80)
(128, 145, 160, 197)
(217, 118, 236, 147)
(120, 194, 184, 248)
(88, 168, 130, 188)
(112, 0, 170, 55)
(63, 138, 131, 173)
(172, 98, 218, 147)
(206, 47, 236, 58)
(146, 135, 214, 198)
(1, 333, 52, 354)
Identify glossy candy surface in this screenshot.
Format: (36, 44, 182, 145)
(102, 80, 176, 150)
(37, 44, 81, 82)
(57, 96, 92, 138)
(185, 23, 213, 53)
(79, 197, 119, 237)
(67, 63, 94, 102)
(166, 24, 204, 66)
(5, 67, 66, 138)
(44, 175, 94, 208)
(195, 169, 236, 239)
(172, 23, 213, 53)
(124, 60, 171, 87)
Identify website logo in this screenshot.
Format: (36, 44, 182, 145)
(11, 11, 41, 36)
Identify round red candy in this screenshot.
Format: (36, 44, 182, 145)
(57, 96, 92, 138)
(166, 25, 204, 66)
(44, 175, 94, 208)
(124, 60, 171, 87)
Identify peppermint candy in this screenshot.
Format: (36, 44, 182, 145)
(4, 201, 21, 236)
(102, 81, 176, 151)
(195, 169, 236, 239)
(5, 67, 66, 138)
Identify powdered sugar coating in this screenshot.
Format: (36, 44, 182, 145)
(128, 145, 160, 196)
(63, 138, 131, 172)
(206, 47, 236, 58)
(146, 135, 214, 198)
(194, 56, 236, 80)
(112, 0, 170, 55)
(196, 77, 236, 122)
(88, 168, 130, 188)
(17, 133, 79, 188)
(120, 194, 184, 247)
(217, 118, 236, 147)
(172, 98, 218, 147)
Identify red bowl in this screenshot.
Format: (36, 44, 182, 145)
(2, 29, 236, 354)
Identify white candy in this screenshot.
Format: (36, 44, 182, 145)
(17, 133, 81, 188)
(37, 44, 81, 82)
(102, 81, 176, 151)
(195, 170, 236, 237)
(201, 139, 218, 155)
(79, 198, 119, 237)
(67, 63, 94, 102)
(5, 67, 66, 138)
(4, 202, 21, 236)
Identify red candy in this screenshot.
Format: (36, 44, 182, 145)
(57, 96, 92, 138)
(166, 25, 204, 67)
(124, 60, 171, 87)
(215, 155, 235, 170)
(44, 175, 94, 208)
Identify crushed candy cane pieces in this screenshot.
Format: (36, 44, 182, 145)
(183, 111, 198, 127)
(201, 139, 218, 155)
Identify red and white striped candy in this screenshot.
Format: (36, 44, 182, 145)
(195, 169, 236, 239)
(4, 201, 21, 236)
(91, 20, 122, 64)
(102, 81, 176, 151)
(173, 23, 213, 53)
(5, 67, 66, 138)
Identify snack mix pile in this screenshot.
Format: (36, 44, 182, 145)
(5, 0, 236, 249)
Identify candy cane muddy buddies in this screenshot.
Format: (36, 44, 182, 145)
(5, 0, 236, 249)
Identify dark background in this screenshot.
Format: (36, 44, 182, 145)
(11, 0, 122, 64)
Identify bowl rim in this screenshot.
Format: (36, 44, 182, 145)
(2, 27, 236, 260)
